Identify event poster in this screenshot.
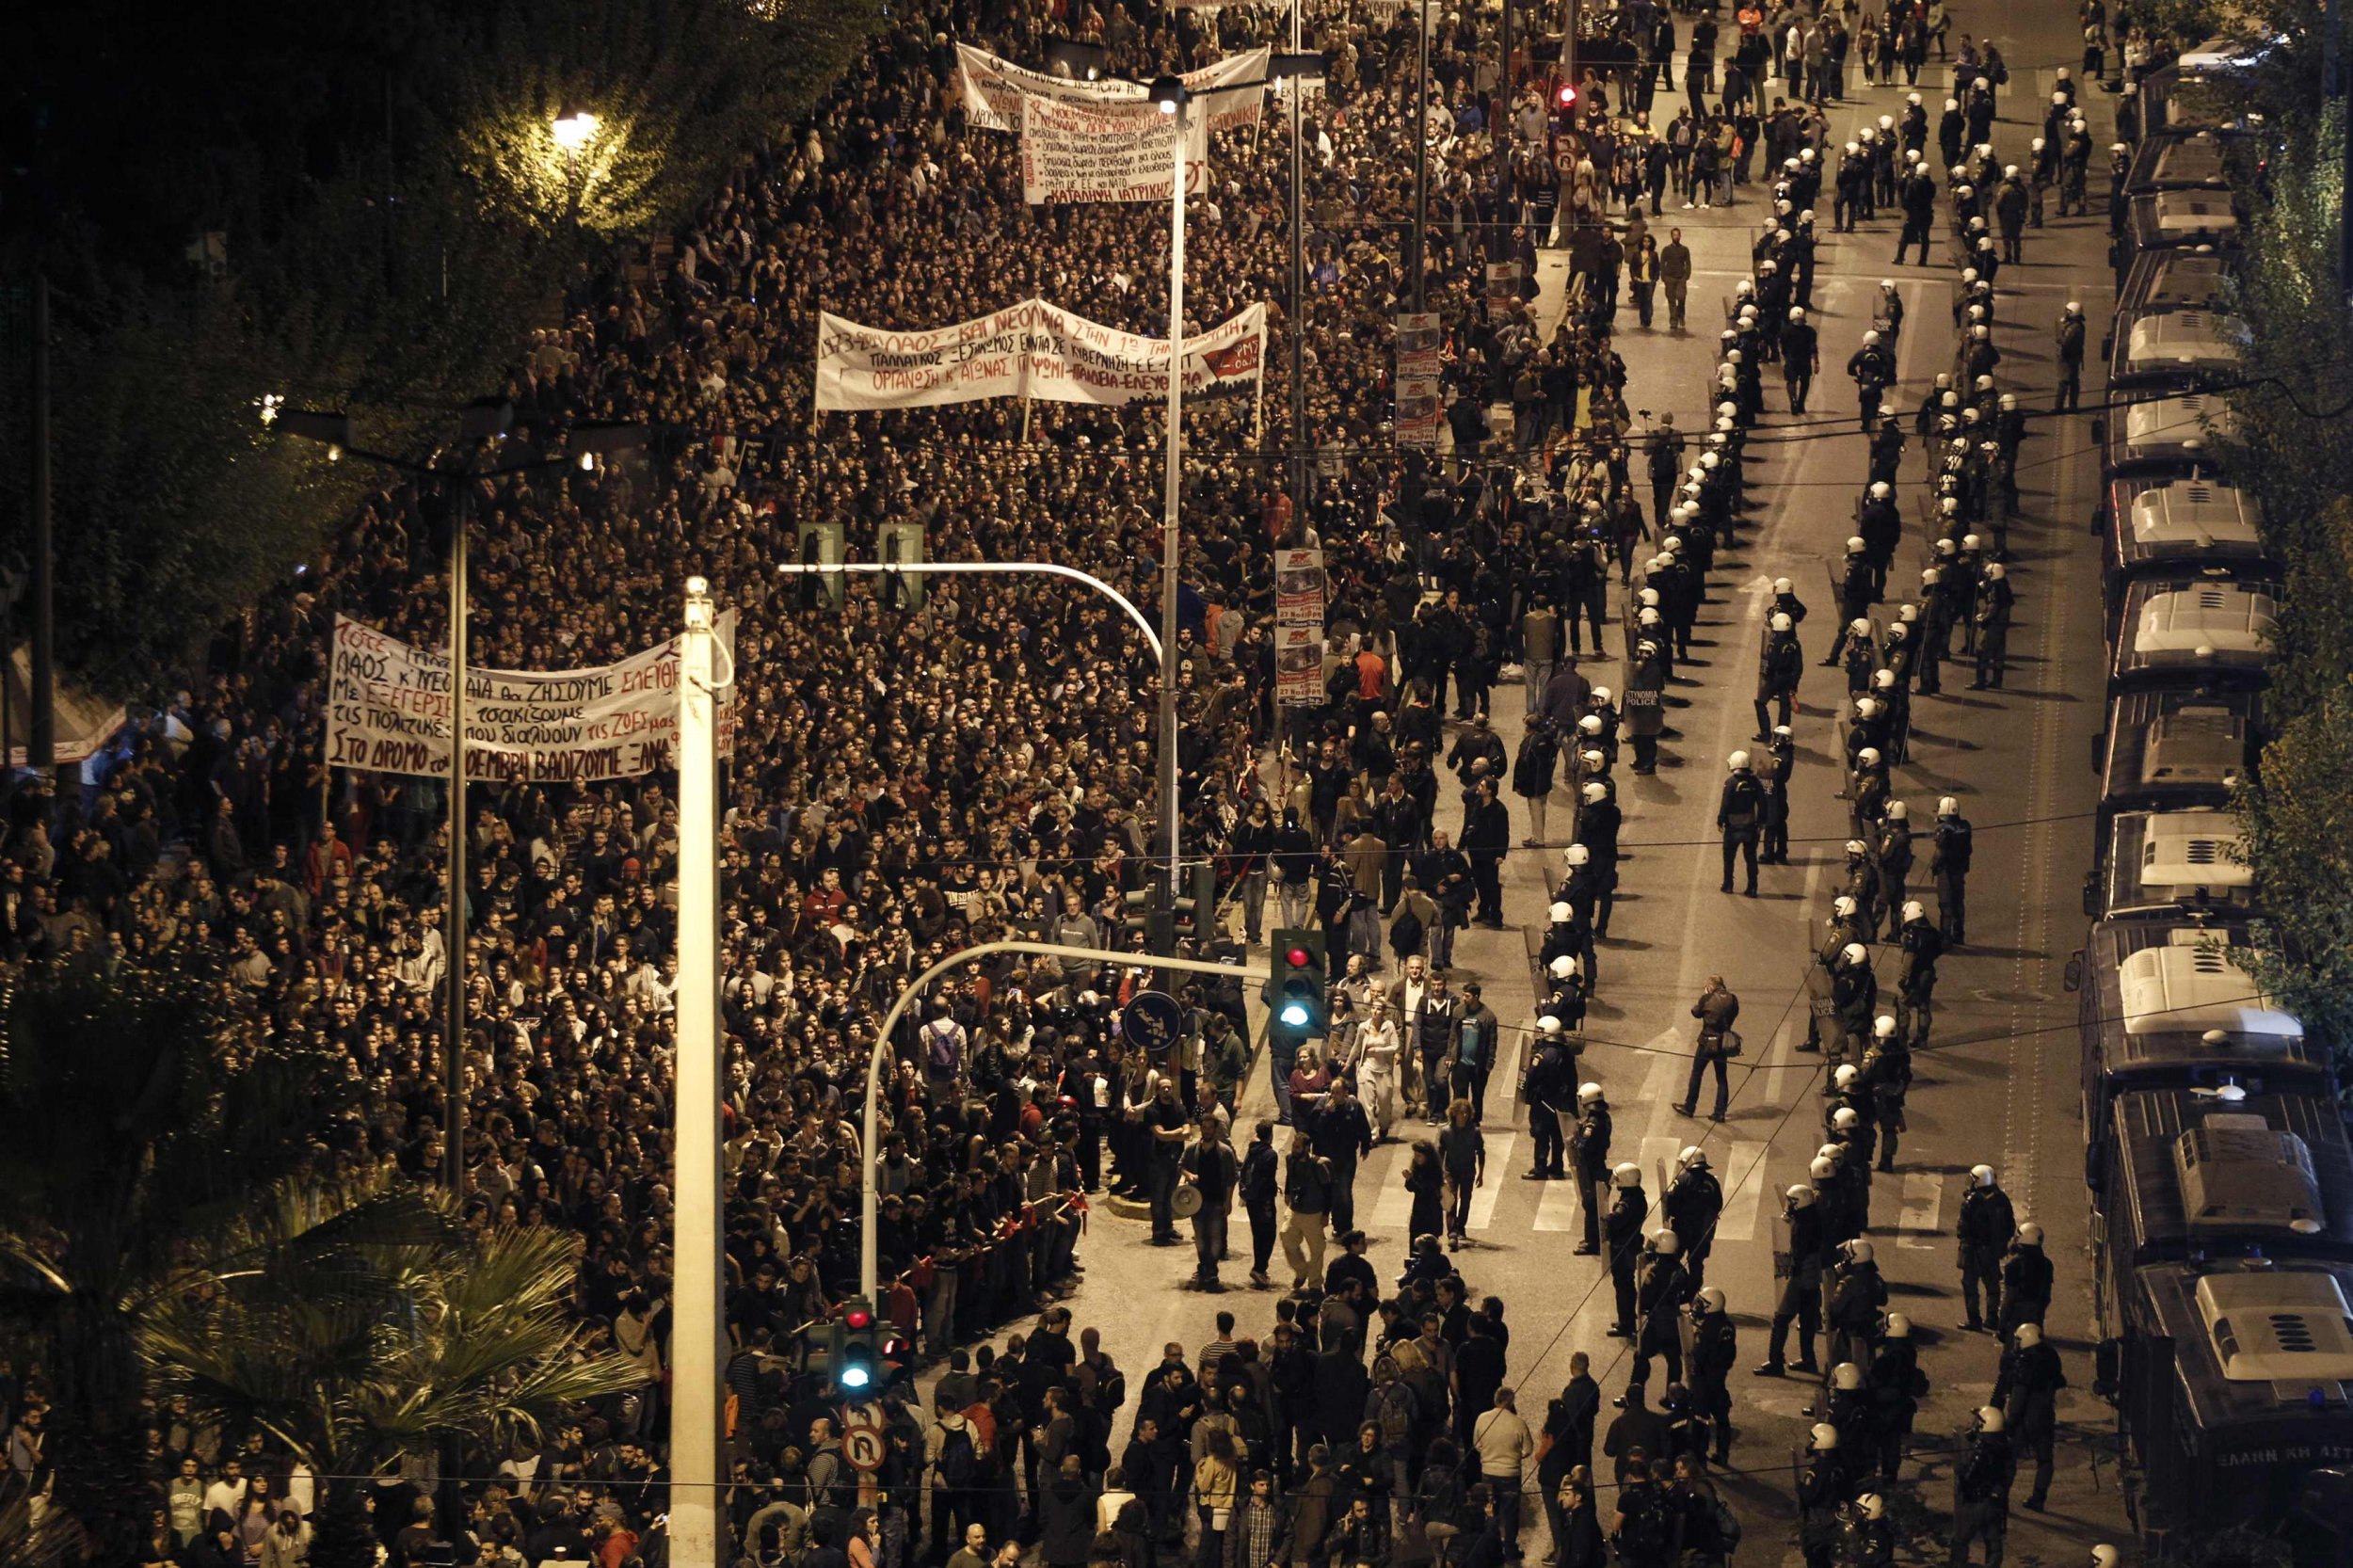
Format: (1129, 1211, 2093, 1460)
(1395, 312, 1442, 449)
(1273, 624, 1327, 709)
(1020, 94, 1209, 205)
(326, 614, 737, 783)
(815, 299, 1266, 412)
(956, 44, 1272, 135)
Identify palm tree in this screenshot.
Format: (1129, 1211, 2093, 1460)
(0, 953, 360, 1562)
(141, 1183, 640, 1568)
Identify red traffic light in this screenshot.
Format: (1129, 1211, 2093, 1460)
(1286, 947, 1312, 968)
(845, 1307, 873, 1329)
(1555, 82, 1578, 110)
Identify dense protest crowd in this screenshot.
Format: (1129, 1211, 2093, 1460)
(0, 0, 2175, 1557)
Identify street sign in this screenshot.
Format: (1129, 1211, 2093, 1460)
(1122, 989, 1185, 1054)
(842, 1420, 887, 1473)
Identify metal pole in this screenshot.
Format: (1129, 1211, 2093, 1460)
(29, 271, 54, 772)
(671, 579, 726, 1568)
(1159, 96, 1189, 928)
(773, 560, 1163, 662)
(1413, 0, 1433, 312)
(1498, 0, 1515, 214)
(442, 479, 469, 1197)
(1289, 0, 1309, 534)
(859, 940, 1270, 1301)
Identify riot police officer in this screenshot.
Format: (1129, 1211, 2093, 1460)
(1664, 1144, 1725, 1284)
(1606, 1163, 1651, 1337)
(1689, 1288, 1738, 1464)
(1950, 1406, 2017, 1568)
(1633, 1227, 1693, 1385)
(1995, 1321, 2067, 1510)
(1895, 900, 1944, 1046)
(1956, 1164, 2015, 1333)
(1931, 795, 1973, 944)
(1572, 1082, 1613, 1255)
(1757, 1182, 1826, 1377)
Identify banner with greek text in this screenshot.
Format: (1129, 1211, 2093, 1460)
(815, 299, 1266, 412)
(327, 614, 737, 783)
(1021, 94, 1209, 205)
(1395, 312, 1442, 449)
(1274, 624, 1328, 708)
(956, 43, 1271, 135)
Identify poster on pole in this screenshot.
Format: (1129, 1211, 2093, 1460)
(957, 44, 1272, 134)
(326, 614, 737, 783)
(1274, 548, 1326, 630)
(1395, 311, 1443, 449)
(1021, 94, 1209, 205)
(1484, 260, 1525, 315)
(815, 300, 1266, 412)
(1273, 624, 1327, 708)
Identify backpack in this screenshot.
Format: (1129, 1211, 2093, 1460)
(1376, 1382, 1417, 1448)
(1711, 1494, 1743, 1551)
(1390, 904, 1426, 956)
(936, 1424, 979, 1488)
(924, 1017, 960, 1073)
(1612, 1491, 1670, 1560)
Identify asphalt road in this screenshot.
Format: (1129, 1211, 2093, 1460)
(996, 11, 2130, 1562)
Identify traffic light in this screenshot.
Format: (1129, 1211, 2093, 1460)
(834, 1297, 881, 1392)
(794, 521, 845, 611)
(1169, 864, 1216, 949)
(1267, 930, 1328, 1048)
(1554, 80, 1578, 112)
(877, 520, 926, 611)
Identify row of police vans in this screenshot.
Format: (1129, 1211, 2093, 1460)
(2071, 45, 2353, 1565)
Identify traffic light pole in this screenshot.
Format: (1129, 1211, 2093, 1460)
(857, 941, 1270, 1302)
(775, 560, 1163, 664)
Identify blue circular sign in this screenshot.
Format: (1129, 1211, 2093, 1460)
(1122, 989, 1185, 1054)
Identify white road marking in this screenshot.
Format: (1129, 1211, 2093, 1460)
(1468, 1133, 1518, 1228)
(1713, 1141, 1774, 1241)
(1535, 1172, 1587, 1232)
(1898, 1171, 1945, 1248)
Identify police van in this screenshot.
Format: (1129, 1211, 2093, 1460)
(2065, 918, 2322, 1141)
(2117, 245, 2233, 318)
(2089, 1084, 2353, 1276)
(2088, 808, 2257, 921)
(2096, 687, 2261, 816)
(2102, 1257, 2353, 1555)
(2111, 307, 2249, 389)
(2127, 188, 2243, 251)
(2102, 390, 2239, 474)
(2104, 476, 2268, 591)
(2106, 572, 2280, 692)
(2126, 129, 2237, 195)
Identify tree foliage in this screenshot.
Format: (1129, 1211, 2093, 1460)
(0, 0, 884, 696)
(0, 954, 361, 1560)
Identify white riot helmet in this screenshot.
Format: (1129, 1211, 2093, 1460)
(1833, 1064, 1861, 1091)
(1832, 895, 1857, 919)
(1843, 1239, 1875, 1267)
(1884, 1313, 1912, 1338)
(1771, 612, 1794, 632)
(1591, 685, 1613, 705)
(1902, 900, 1926, 922)
(1886, 800, 1908, 820)
(1790, 306, 1807, 324)
(1810, 1155, 1839, 1180)
(1970, 1164, 1997, 1189)
(1550, 955, 1579, 980)
(1811, 1422, 1841, 1450)
(1773, 576, 1793, 594)
(1940, 796, 1961, 817)
(1832, 1106, 1861, 1132)
(1695, 1286, 1727, 1313)
(2017, 1221, 2044, 1246)
(1874, 1015, 1898, 1039)
(1578, 714, 1605, 737)
(1577, 1081, 1606, 1107)
(1849, 616, 1872, 636)
(1872, 669, 1895, 691)
(1679, 1146, 1709, 1171)
(1869, 480, 1891, 499)
(2016, 1322, 2043, 1348)
(1582, 782, 1608, 806)
(1787, 1183, 1817, 1208)
(1565, 843, 1591, 867)
(1548, 901, 1573, 923)
(1862, 328, 1881, 345)
(1841, 942, 1869, 966)
(1832, 1362, 1865, 1391)
(1858, 747, 1881, 767)
(1728, 750, 1752, 771)
(1613, 1161, 1643, 1189)
(1977, 1406, 2007, 1434)
(1649, 1228, 1680, 1255)
(1857, 1495, 1887, 1521)
(1846, 535, 1868, 554)
(1537, 1015, 1563, 1036)
(2090, 1549, 2121, 1568)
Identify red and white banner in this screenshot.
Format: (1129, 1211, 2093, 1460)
(956, 43, 1271, 135)
(1021, 94, 1209, 205)
(326, 614, 737, 783)
(815, 300, 1266, 412)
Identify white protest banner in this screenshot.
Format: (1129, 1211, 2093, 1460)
(326, 614, 737, 783)
(1396, 376, 1441, 448)
(1395, 312, 1442, 378)
(815, 299, 1265, 412)
(1274, 624, 1327, 708)
(956, 43, 1270, 134)
(1021, 94, 1208, 205)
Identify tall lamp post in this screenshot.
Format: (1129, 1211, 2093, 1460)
(273, 404, 645, 1195)
(1147, 53, 1323, 944)
(552, 105, 599, 224)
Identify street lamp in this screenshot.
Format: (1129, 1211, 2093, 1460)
(1143, 52, 1321, 950)
(272, 404, 645, 1196)
(552, 105, 598, 222)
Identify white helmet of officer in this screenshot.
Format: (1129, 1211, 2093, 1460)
(1902, 900, 1926, 922)
(1844, 1238, 1875, 1264)
(1874, 1016, 1898, 1039)
(1550, 955, 1579, 981)
(1833, 1064, 1861, 1091)
(1613, 1161, 1643, 1189)
(1856, 1494, 1887, 1521)
(1832, 1362, 1865, 1391)
(1810, 1155, 1838, 1181)
(1577, 1081, 1605, 1106)
(1832, 895, 1857, 919)
(1869, 481, 1891, 499)
(1977, 1406, 2007, 1434)
(1811, 1422, 1841, 1450)
(2016, 1322, 2043, 1348)
(1537, 1015, 1563, 1037)
(2017, 1221, 2044, 1246)
(1728, 750, 1752, 771)
(1858, 746, 1881, 767)
(1841, 942, 1869, 967)
(1695, 1286, 1727, 1314)
(1833, 1106, 1861, 1132)
(1649, 1228, 1680, 1255)
(1940, 795, 1961, 816)
(1771, 612, 1794, 632)
(1565, 843, 1591, 867)
(1787, 1183, 1817, 1208)
(1886, 800, 1908, 820)
(1970, 1163, 1997, 1189)
(1679, 1145, 1709, 1171)
(1582, 782, 1608, 806)
(1548, 901, 1572, 924)
(1884, 1313, 1912, 1338)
